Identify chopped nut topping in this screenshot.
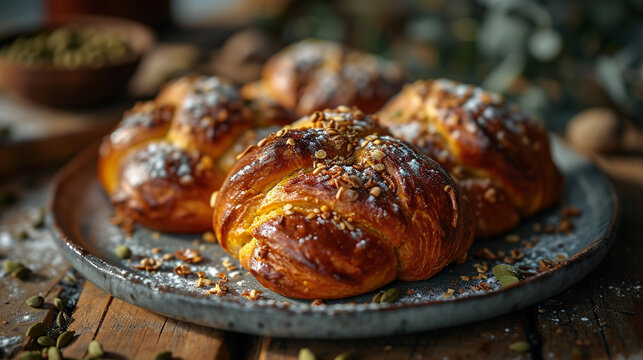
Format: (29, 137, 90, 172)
(372, 163, 385, 172)
(286, 138, 296, 146)
(174, 249, 203, 264)
(371, 149, 386, 161)
(131, 258, 162, 272)
(442, 289, 455, 298)
(342, 189, 359, 202)
(241, 289, 263, 300)
(370, 186, 382, 197)
(222, 257, 237, 271)
(174, 264, 191, 277)
(202, 231, 216, 243)
(484, 187, 497, 203)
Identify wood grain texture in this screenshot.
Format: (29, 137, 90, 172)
(534, 155, 643, 360)
(63, 282, 231, 360)
(255, 312, 532, 360)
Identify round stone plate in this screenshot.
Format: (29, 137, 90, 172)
(49, 137, 619, 338)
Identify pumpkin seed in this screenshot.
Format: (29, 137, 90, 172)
(19, 350, 43, 360)
(334, 351, 355, 360)
(498, 275, 520, 287)
(26, 295, 45, 308)
(37, 336, 56, 346)
(115, 245, 132, 259)
(509, 341, 530, 352)
(56, 330, 74, 348)
(379, 288, 400, 303)
(371, 292, 383, 303)
(56, 311, 66, 327)
(48, 347, 62, 360)
(26, 322, 45, 337)
(3, 259, 23, 273)
(54, 297, 64, 310)
(299, 348, 316, 360)
(492, 264, 519, 279)
(88, 340, 104, 357)
(154, 350, 173, 360)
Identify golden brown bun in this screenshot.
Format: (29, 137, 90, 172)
(258, 39, 404, 117)
(98, 75, 254, 233)
(213, 106, 474, 299)
(378, 79, 563, 237)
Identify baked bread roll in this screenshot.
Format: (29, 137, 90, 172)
(245, 39, 404, 117)
(213, 106, 474, 299)
(99, 75, 258, 233)
(378, 79, 563, 237)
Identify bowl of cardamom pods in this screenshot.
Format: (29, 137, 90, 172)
(0, 15, 154, 107)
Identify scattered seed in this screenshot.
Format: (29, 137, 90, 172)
(55, 311, 65, 327)
(54, 297, 63, 311)
(334, 352, 355, 360)
(3, 259, 23, 273)
(498, 275, 520, 287)
(371, 149, 386, 161)
(26, 322, 45, 337)
(115, 245, 132, 259)
(371, 292, 383, 303)
(154, 350, 173, 360)
(369, 186, 381, 197)
(509, 341, 530, 353)
(379, 288, 399, 303)
(299, 348, 316, 360)
(492, 264, 519, 279)
(37, 336, 55, 346)
(56, 330, 74, 348)
(48, 347, 62, 360)
(88, 340, 104, 357)
(26, 295, 45, 308)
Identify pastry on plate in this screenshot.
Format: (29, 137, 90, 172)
(378, 79, 563, 237)
(244, 39, 404, 117)
(99, 75, 275, 233)
(213, 106, 474, 299)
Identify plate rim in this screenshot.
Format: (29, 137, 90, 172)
(48, 140, 621, 337)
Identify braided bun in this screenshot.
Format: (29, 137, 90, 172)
(247, 39, 404, 117)
(378, 79, 563, 237)
(213, 106, 474, 299)
(99, 75, 258, 233)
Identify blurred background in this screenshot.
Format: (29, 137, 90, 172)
(0, 0, 642, 173)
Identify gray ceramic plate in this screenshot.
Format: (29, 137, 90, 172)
(49, 137, 619, 338)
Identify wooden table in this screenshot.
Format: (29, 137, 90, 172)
(1, 148, 641, 360)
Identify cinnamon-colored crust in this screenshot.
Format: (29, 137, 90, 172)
(98, 75, 256, 233)
(257, 39, 404, 117)
(213, 106, 474, 299)
(378, 79, 564, 237)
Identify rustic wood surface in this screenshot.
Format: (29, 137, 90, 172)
(1, 149, 641, 360)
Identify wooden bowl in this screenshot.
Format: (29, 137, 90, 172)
(0, 16, 155, 107)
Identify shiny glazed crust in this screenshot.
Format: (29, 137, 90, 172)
(257, 39, 404, 117)
(98, 75, 254, 233)
(378, 79, 563, 237)
(213, 106, 474, 299)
